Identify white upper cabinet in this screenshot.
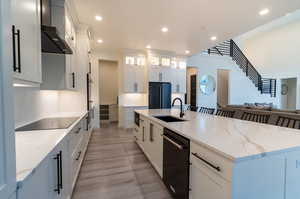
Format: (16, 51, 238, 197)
(171, 59, 186, 93)
(122, 54, 146, 93)
(11, 0, 42, 83)
(148, 54, 186, 93)
(65, 10, 76, 49)
(41, 2, 78, 91)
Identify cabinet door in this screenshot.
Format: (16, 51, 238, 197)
(149, 66, 160, 82)
(135, 66, 145, 93)
(161, 66, 172, 83)
(12, 0, 42, 83)
(138, 117, 147, 151)
(48, 140, 70, 199)
(172, 68, 186, 93)
(148, 122, 163, 177)
(190, 156, 230, 199)
(17, 159, 51, 199)
(65, 47, 77, 90)
(0, 2, 17, 196)
(123, 65, 136, 93)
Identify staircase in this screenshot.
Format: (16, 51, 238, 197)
(203, 40, 277, 97)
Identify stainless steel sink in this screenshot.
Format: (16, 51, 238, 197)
(154, 115, 186, 123)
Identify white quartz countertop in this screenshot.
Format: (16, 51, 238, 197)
(136, 109, 300, 162)
(15, 111, 88, 184)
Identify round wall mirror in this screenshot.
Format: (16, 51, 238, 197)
(200, 75, 216, 95)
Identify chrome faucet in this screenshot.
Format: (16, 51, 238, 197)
(172, 97, 184, 118)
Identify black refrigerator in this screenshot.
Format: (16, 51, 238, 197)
(149, 82, 172, 109)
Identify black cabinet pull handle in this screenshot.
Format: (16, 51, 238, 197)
(86, 116, 89, 131)
(150, 123, 154, 142)
(12, 26, 17, 72)
(142, 127, 145, 142)
(75, 127, 81, 134)
(17, 29, 21, 73)
(72, 72, 75, 88)
(59, 151, 63, 189)
(53, 153, 61, 194)
(163, 135, 183, 150)
(192, 152, 221, 172)
(76, 151, 82, 161)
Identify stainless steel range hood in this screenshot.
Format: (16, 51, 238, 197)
(41, 0, 73, 54)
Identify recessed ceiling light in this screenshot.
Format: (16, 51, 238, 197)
(97, 39, 103, 43)
(95, 15, 103, 21)
(259, 8, 270, 16)
(210, 36, 217, 41)
(161, 27, 168, 33)
(185, 50, 190, 54)
(146, 45, 151, 49)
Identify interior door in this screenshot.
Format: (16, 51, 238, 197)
(190, 75, 197, 106)
(0, 1, 17, 198)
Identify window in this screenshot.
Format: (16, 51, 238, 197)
(161, 57, 171, 66)
(125, 56, 135, 65)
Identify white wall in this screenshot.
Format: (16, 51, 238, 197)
(235, 10, 300, 108)
(187, 54, 280, 109)
(99, 60, 118, 105)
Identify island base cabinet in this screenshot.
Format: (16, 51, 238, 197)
(189, 156, 231, 199)
(134, 116, 163, 178)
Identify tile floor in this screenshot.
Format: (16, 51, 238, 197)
(72, 123, 172, 199)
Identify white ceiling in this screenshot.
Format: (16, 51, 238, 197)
(72, 0, 300, 55)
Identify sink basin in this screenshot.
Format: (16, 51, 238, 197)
(154, 115, 186, 123)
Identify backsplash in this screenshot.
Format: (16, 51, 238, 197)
(14, 87, 59, 128)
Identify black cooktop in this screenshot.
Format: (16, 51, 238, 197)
(16, 117, 80, 132)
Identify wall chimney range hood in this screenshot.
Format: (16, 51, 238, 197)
(41, 0, 73, 54)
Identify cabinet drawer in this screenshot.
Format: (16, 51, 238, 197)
(190, 142, 233, 182)
(69, 122, 84, 154)
(71, 137, 85, 187)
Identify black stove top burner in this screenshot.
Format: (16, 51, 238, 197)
(16, 117, 80, 132)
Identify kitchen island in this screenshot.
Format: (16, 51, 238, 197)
(134, 109, 300, 199)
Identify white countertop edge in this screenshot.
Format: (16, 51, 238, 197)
(16, 111, 88, 185)
(135, 110, 300, 163)
(121, 105, 148, 108)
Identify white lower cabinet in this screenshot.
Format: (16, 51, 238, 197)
(17, 115, 92, 199)
(135, 115, 163, 177)
(17, 138, 69, 199)
(190, 153, 231, 199)
(147, 122, 163, 176)
(48, 139, 69, 199)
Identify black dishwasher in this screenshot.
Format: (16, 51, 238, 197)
(163, 128, 190, 199)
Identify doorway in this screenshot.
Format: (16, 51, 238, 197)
(99, 60, 119, 124)
(190, 75, 197, 106)
(217, 69, 230, 107)
(186, 67, 198, 106)
(281, 78, 297, 110)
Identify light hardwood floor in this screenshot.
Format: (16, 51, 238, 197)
(72, 123, 172, 199)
